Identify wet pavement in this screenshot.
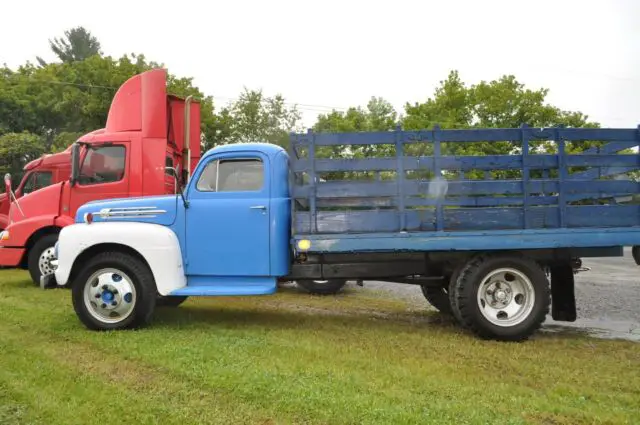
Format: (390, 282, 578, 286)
(356, 248, 640, 342)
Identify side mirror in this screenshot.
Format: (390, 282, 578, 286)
(165, 166, 189, 209)
(4, 174, 12, 202)
(70, 142, 81, 186)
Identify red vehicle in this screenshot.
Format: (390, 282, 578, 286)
(0, 148, 72, 230)
(0, 69, 201, 285)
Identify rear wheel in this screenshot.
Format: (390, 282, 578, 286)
(27, 233, 58, 286)
(72, 251, 157, 331)
(455, 254, 550, 341)
(419, 279, 452, 314)
(296, 279, 347, 295)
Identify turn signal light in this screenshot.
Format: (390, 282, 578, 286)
(297, 239, 311, 251)
(0, 231, 9, 241)
(84, 212, 94, 224)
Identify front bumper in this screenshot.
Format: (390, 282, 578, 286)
(0, 246, 25, 267)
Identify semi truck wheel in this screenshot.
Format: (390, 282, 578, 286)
(72, 251, 156, 331)
(454, 254, 550, 341)
(27, 233, 59, 286)
(156, 295, 188, 307)
(296, 279, 347, 295)
(419, 280, 452, 314)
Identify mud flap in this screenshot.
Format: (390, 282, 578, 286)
(40, 274, 55, 290)
(550, 263, 576, 322)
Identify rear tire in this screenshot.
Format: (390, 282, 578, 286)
(72, 251, 157, 331)
(156, 295, 188, 307)
(419, 279, 452, 314)
(296, 279, 347, 295)
(27, 233, 58, 286)
(455, 254, 550, 341)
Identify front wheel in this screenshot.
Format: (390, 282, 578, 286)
(27, 233, 59, 286)
(296, 279, 347, 295)
(455, 255, 550, 341)
(72, 251, 157, 331)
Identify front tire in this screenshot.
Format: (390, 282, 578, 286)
(296, 279, 347, 295)
(72, 251, 157, 331)
(455, 254, 550, 341)
(27, 233, 58, 286)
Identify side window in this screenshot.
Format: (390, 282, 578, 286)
(78, 145, 126, 186)
(33, 171, 52, 191)
(165, 155, 174, 175)
(22, 173, 35, 194)
(197, 158, 264, 192)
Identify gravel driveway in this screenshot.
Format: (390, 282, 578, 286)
(351, 248, 640, 342)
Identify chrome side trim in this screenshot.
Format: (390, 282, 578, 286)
(98, 206, 167, 219)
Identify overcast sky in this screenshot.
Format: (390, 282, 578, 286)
(2, 0, 639, 128)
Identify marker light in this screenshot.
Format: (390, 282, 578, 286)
(297, 239, 311, 251)
(84, 212, 94, 224)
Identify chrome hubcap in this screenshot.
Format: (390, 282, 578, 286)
(477, 268, 535, 327)
(83, 268, 137, 324)
(38, 246, 57, 276)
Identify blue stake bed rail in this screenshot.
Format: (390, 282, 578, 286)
(289, 125, 640, 253)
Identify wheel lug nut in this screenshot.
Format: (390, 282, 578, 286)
(111, 301, 117, 306)
(102, 285, 108, 290)
(112, 289, 118, 295)
(95, 293, 101, 299)
(101, 303, 107, 308)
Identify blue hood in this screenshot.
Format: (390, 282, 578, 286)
(75, 195, 179, 226)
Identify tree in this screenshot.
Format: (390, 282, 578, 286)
(0, 132, 46, 182)
(209, 88, 302, 150)
(37, 26, 103, 65)
(312, 97, 398, 164)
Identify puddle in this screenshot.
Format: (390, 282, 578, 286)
(542, 317, 640, 342)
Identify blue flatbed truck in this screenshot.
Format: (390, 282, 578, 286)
(46, 125, 640, 341)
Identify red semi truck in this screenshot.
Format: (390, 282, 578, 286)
(0, 148, 72, 230)
(0, 68, 201, 285)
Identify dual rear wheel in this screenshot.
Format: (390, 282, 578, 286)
(420, 254, 550, 341)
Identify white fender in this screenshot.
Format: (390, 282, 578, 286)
(54, 222, 186, 295)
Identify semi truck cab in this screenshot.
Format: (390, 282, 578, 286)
(0, 69, 201, 285)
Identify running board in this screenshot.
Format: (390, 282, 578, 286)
(169, 276, 277, 297)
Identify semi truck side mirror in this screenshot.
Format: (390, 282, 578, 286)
(70, 143, 81, 186)
(4, 174, 11, 198)
(165, 166, 189, 209)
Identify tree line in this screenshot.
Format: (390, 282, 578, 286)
(1, 26, 600, 182)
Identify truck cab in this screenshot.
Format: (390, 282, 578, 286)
(0, 68, 201, 285)
(0, 147, 72, 230)
(54, 142, 291, 297)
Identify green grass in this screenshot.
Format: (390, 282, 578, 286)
(0, 270, 638, 425)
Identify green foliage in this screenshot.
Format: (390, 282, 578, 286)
(37, 26, 103, 65)
(0, 132, 46, 182)
(208, 88, 302, 150)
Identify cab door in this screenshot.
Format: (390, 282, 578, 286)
(69, 143, 130, 213)
(184, 152, 271, 277)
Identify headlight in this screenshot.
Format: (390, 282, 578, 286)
(0, 231, 9, 241)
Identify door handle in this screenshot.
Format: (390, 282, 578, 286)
(250, 205, 267, 210)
